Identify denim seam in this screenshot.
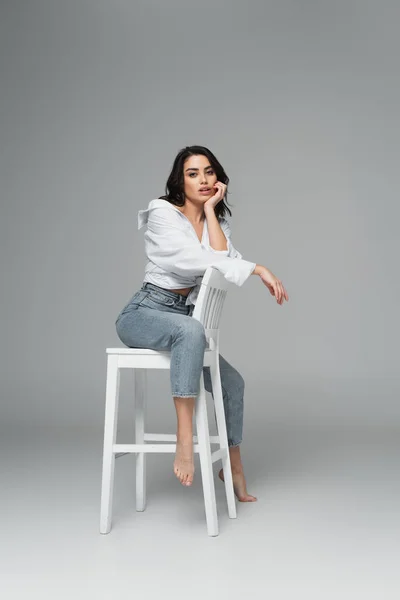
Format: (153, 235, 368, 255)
(220, 379, 233, 442)
(170, 323, 198, 398)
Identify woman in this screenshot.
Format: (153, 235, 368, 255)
(115, 145, 289, 502)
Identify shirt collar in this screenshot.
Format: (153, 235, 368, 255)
(138, 199, 195, 229)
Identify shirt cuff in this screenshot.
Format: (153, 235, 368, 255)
(223, 259, 257, 286)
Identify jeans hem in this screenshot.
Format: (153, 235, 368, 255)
(228, 440, 242, 448)
(172, 393, 198, 398)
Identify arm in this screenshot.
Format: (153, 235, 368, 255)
(201, 210, 267, 277)
(205, 215, 244, 259)
(204, 206, 228, 251)
(143, 206, 257, 286)
(213, 215, 267, 276)
(252, 264, 266, 276)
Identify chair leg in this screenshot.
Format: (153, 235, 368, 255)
(100, 355, 120, 534)
(210, 358, 237, 519)
(135, 368, 147, 511)
(195, 374, 219, 536)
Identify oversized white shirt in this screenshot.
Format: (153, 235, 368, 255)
(137, 199, 256, 306)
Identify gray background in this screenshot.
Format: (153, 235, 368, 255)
(1, 1, 399, 597)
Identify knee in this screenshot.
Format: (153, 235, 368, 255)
(176, 318, 207, 347)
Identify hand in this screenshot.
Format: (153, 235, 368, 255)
(203, 181, 226, 210)
(259, 267, 289, 306)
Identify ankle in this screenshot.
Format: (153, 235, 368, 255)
(228, 447, 243, 472)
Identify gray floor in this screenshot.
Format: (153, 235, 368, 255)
(2, 424, 399, 599)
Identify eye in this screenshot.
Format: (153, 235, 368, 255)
(188, 169, 214, 178)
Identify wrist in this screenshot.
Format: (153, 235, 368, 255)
(252, 264, 266, 276)
(203, 204, 216, 216)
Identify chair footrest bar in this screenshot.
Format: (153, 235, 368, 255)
(113, 443, 201, 454)
(143, 433, 220, 444)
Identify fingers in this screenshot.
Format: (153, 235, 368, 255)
(259, 265, 289, 305)
(274, 283, 280, 303)
(214, 181, 226, 201)
(275, 280, 289, 304)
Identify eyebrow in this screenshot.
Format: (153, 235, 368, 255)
(185, 166, 213, 172)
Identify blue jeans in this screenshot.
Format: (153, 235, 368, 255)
(115, 282, 245, 447)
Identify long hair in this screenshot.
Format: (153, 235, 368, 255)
(159, 145, 233, 219)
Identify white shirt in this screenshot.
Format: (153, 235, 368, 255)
(137, 199, 256, 306)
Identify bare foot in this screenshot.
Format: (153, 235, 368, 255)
(174, 438, 195, 486)
(218, 468, 257, 502)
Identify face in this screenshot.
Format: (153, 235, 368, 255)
(183, 154, 217, 204)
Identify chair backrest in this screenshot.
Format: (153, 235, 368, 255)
(191, 267, 229, 351)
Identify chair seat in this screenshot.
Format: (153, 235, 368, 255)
(106, 345, 212, 355)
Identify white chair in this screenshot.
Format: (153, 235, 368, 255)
(100, 266, 237, 537)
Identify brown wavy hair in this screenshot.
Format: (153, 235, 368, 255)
(158, 145, 233, 219)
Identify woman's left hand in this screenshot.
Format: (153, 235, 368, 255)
(204, 181, 227, 210)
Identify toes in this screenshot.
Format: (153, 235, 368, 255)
(174, 465, 184, 484)
(180, 471, 193, 486)
(175, 467, 189, 486)
(238, 494, 257, 502)
(173, 458, 194, 486)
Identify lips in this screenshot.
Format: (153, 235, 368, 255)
(199, 188, 210, 192)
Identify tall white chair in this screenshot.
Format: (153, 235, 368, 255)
(100, 266, 237, 537)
